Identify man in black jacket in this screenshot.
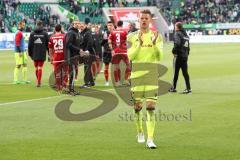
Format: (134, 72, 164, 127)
(169, 22, 192, 94)
(91, 25, 103, 81)
(64, 20, 81, 95)
(80, 22, 95, 88)
(28, 20, 49, 87)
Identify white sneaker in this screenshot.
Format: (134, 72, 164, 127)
(105, 81, 109, 86)
(137, 133, 145, 143)
(146, 139, 157, 149)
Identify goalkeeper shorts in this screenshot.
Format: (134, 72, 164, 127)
(131, 85, 158, 103)
(15, 52, 27, 65)
(130, 63, 159, 103)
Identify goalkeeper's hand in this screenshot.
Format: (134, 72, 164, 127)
(152, 31, 158, 45)
(138, 31, 143, 46)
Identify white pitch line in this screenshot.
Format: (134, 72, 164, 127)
(0, 95, 63, 106)
(0, 83, 17, 85)
(0, 83, 50, 85)
(0, 88, 117, 106)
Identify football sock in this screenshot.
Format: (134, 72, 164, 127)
(104, 64, 109, 82)
(54, 69, 60, 89)
(37, 68, 42, 85)
(146, 110, 155, 140)
(22, 66, 27, 81)
(14, 67, 20, 82)
(117, 69, 121, 81)
(114, 69, 119, 82)
(35, 68, 38, 80)
(91, 63, 97, 78)
(125, 67, 131, 80)
(96, 60, 101, 74)
(134, 110, 143, 133)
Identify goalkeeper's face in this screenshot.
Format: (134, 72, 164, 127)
(140, 13, 151, 30)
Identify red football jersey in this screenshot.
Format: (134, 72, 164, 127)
(109, 28, 127, 55)
(48, 33, 65, 62)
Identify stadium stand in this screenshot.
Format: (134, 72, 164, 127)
(1, 1, 22, 33)
(1, 0, 152, 33)
(1, 1, 61, 32)
(59, 0, 149, 25)
(156, 0, 240, 24)
(0, 1, 6, 33)
(3, 0, 239, 33)
(18, 3, 61, 32)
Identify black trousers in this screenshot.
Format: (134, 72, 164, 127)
(68, 58, 78, 91)
(84, 56, 94, 85)
(173, 56, 191, 90)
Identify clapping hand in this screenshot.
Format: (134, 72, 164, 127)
(152, 31, 158, 45)
(138, 31, 144, 46)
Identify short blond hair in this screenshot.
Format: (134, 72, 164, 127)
(140, 9, 152, 17)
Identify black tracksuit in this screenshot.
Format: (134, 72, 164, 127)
(92, 31, 103, 60)
(28, 27, 49, 61)
(101, 30, 112, 64)
(64, 27, 81, 91)
(80, 28, 95, 86)
(172, 29, 191, 90)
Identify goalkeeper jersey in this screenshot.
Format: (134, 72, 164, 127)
(127, 30, 163, 80)
(127, 30, 163, 63)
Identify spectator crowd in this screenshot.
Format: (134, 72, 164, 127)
(0, 0, 62, 33)
(157, 0, 240, 24)
(1, 0, 240, 33)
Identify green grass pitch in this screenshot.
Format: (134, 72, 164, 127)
(0, 43, 239, 160)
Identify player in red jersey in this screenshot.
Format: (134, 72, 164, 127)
(48, 24, 68, 91)
(108, 20, 131, 86)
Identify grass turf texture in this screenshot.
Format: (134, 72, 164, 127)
(0, 43, 239, 160)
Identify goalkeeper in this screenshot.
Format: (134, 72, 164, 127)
(127, 9, 163, 149)
(13, 21, 30, 84)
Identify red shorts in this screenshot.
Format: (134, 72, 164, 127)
(34, 60, 44, 67)
(54, 62, 68, 73)
(111, 54, 129, 65)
